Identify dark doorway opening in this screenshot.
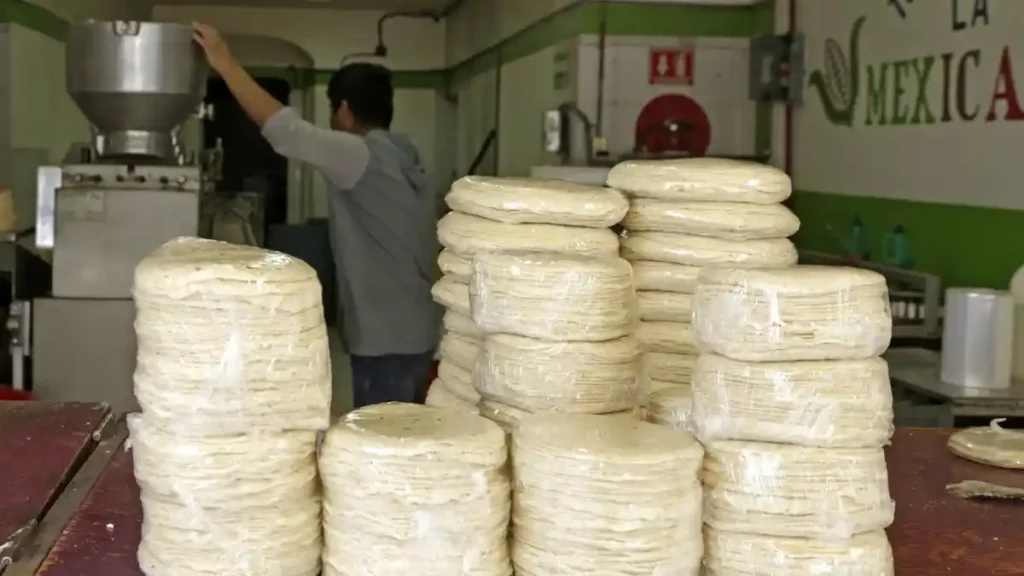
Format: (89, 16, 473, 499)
(203, 76, 291, 238)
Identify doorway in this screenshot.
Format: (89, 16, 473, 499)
(203, 77, 292, 237)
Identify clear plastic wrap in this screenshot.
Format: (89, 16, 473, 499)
(511, 414, 704, 575)
(127, 413, 322, 575)
(471, 252, 638, 342)
(443, 309, 481, 338)
(621, 231, 798, 268)
(437, 249, 471, 283)
(704, 528, 894, 576)
(693, 354, 894, 448)
(947, 418, 1024, 469)
(645, 351, 697, 384)
(629, 260, 701, 294)
(647, 383, 695, 432)
(132, 237, 331, 435)
(703, 441, 895, 540)
(320, 403, 510, 576)
(637, 321, 699, 354)
(446, 175, 629, 228)
(478, 400, 638, 434)
(426, 379, 481, 413)
(438, 210, 619, 257)
(638, 290, 693, 323)
(437, 359, 481, 403)
(624, 199, 800, 240)
(477, 333, 644, 413)
(431, 275, 470, 316)
(693, 266, 893, 362)
(605, 157, 792, 204)
(438, 331, 481, 372)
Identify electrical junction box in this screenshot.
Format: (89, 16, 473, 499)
(749, 33, 805, 103)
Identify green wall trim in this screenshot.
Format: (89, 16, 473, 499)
(0, 0, 68, 41)
(579, 2, 758, 37)
(789, 189, 1024, 289)
(1, 0, 769, 93)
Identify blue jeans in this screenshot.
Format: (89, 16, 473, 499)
(350, 351, 435, 408)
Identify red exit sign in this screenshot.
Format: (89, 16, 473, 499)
(649, 47, 695, 86)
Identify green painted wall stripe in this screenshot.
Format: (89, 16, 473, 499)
(579, 2, 759, 37)
(1, 0, 769, 93)
(0, 0, 68, 40)
(790, 190, 1023, 289)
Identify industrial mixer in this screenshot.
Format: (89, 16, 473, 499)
(7, 21, 221, 411)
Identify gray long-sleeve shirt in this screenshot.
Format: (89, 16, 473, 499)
(262, 108, 440, 356)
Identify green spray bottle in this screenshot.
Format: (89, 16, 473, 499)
(883, 224, 914, 269)
(843, 216, 868, 261)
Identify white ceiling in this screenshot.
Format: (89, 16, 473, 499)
(156, 0, 452, 9)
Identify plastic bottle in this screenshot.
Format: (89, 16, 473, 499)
(883, 224, 914, 269)
(843, 216, 867, 261)
(1010, 265, 1024, 380)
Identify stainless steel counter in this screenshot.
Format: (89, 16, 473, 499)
(886, 348, 1024, 417)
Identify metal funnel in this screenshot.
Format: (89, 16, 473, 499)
(66, 21, 209, 160)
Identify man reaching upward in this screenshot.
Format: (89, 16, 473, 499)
(192, 23, 440, 408)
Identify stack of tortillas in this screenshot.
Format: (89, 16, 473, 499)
(129, 414, 322, 575)
(470, 250, 644, 421)
(689, 263, 896, 572)
(704, 528, 895, 575)
(606, 158, 799, 430)
(431, 176, 632, 415)
(129, 237, 331, 574)
(478, 400, 638, 434)
(512, 414, 704, 575)
(320, 403, 510, 575)
(692, 354, 894, 447)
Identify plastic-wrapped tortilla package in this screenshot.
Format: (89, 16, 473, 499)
(437, 249, 471, 283)
(438, 211, 619, 258)
(132, 237, 331, 436)
(638, 290, 693, 323)
(443, 309, 481, 339)
(426, 379, 481, 413)
(471, 252, 638, 342)
(127, 414, 322, 575)
(629, 260, 702, 294)
(477, 333, 645, 413)
(693, 354, 894, 448)
(437, 359, 481, 404)
(320, 404, 511, 576)
(511, 414, 704, 576)
(431, 275, 470, 317)
(703, 441, 895, 540)
(947, 418, 1024, 469)
(478, 400, 637, 434)
(439, 331, 481, 372)
(704, 528, 894, 576)
(446, 176, 629, 228)
(693, 266, 893, 362)
(637, 321, 699, 355)
(647, 383, 695, 433)
(624, 199, 800, 240)
(621, 231, 798, 268)
(645, 352, 697, 384)
(606, 157, 792, 204)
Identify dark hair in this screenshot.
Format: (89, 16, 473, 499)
(327, 63, 394, 129)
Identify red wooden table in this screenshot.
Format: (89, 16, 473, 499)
(886, 428, 1024, 576)
(11, 426, 1024, 575)
(0, 402, 111, 566)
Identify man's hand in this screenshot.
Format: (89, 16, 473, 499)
(192, 22, 235, 74)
